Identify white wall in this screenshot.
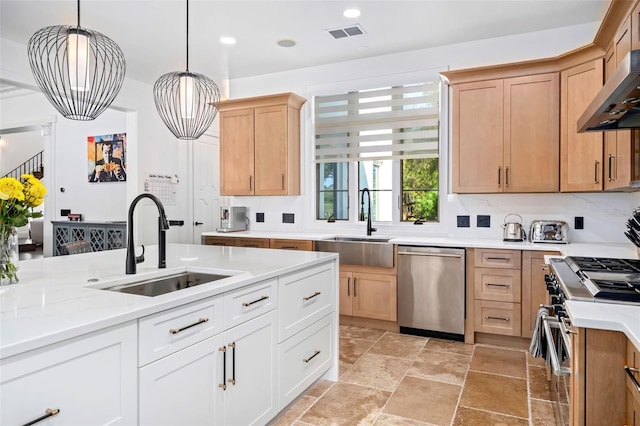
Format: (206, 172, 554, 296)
(225, 22, 640, 244)
(0, 130, 43, 176)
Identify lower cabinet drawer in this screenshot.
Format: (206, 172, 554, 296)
(278, 314, 333, 410)
(279, 262, 335, 342)
(139, 296, 224, 366)
(473, 300, 522, 336)
(224, 278, 278, 329)
(474, 268, 521, 302)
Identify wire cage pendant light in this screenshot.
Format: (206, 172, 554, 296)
(27, 0, 126, 121)
(153, 0, 220, 140)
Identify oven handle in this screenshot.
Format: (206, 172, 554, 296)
(558, 317, 573, 360)
(543, 316, 571, 377)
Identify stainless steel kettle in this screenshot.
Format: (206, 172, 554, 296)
(502, 213, 525, 242)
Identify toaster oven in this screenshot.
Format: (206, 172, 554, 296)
(529, 220, 569, 243)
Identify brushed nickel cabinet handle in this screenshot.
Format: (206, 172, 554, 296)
(243, 244, 259, 248)
(505, 166, 509, 187)
(228, 342, 236, 385)
(594, 160, 599, 184)
(353, 278, 357, 297)
(303, 291, 321, 301)
(486, 283, 510, 288)
(485, 316, 510, 321)
(169, 317, 209, 334)
(303, 350, 321, 363)
(487, 257, 510, 261)
(22, 408, 60, 426)
(219, 346, 227, 390)
(625, 366, 640, 394)
(497, 167, 501, 187)
(249, 175, 253, 191)
(347, 277, 350, 296)
(281, 246, 298, 249)
(243, 295, 269, 307)
(281, 174, 285, 190)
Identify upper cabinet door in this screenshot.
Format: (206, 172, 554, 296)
(504, 73, 559, 193)
(254, 105, 289, 195)
(452, 79, 504, 193)
(560, 59, 604, 192)
(220, 109, 256, 195)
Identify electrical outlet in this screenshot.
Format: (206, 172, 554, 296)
(282, 213, 295, 224)
(575, 216, 584, 230)
(457, 215, 470, 228)
(477, 215, 491, 228)
(61, 209, 71, 216)
(256, 213, 265, 223)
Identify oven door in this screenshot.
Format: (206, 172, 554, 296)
(543, 315, 572, 426)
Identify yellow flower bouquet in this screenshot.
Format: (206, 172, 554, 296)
(0, 174, 46, 284)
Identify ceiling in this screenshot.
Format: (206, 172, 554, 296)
(1, 0, 608, 88)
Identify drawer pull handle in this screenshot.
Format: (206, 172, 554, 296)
(353, 278, 357, 297)
(281, 246, 298, 249)
(22, 408, 60, 426)
(625, 366, 640, 395)
(303, 291, 321, 301)
(347, 277, 351, 296)
(304, 350, 321, 363)
(228, 342, 236, 385)
(219, 346, 227, 390)
(243, 244, 259, 248)
(485, 315, 510, 321)
(243, 295, 269, 307)
(169, 317, 209, 334)
(486, 283, 510, 288)
(486, 257, 510, 261)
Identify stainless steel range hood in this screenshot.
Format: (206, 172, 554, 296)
(578, 49, 640, 133)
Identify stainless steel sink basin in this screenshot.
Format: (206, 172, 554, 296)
(315, 236, 394, 267)
(101, 272, 231, 297)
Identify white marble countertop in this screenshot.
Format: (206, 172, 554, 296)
(567, 300, 640, 351)
(201, 230, 639, 259)
(0, 244, 337, 359)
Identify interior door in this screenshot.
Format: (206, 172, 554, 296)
(192, 132, 220, 243)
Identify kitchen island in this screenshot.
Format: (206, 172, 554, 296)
(0, 244, 339, 425)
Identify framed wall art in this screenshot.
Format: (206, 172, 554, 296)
(88, 133, 127, 183)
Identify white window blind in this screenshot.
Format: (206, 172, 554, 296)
(314, 82, 439, 163)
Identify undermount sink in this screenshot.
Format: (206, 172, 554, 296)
(100, 272, 232, 297)
(315, 236, 394, 267)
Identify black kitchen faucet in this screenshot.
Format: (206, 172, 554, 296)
(126, 193, 170, 274)
(360, 188, 377, 236)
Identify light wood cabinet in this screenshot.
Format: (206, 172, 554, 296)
(560, 59, 604, 192)
(571, 328, 627, 426)
(452, 73, 559, 193)
(0, 322, 138, 426)
(340, 270, 397, 322)
(521, 250, 559, 339)
(628, 339, 640, 426)
(219, 92, 306, 196)
(203, 236, 313, 251)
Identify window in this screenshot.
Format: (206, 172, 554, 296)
(315, 80, 440, 223)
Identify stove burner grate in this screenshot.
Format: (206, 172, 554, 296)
(568, 256, 640, 273)
(590, 279, 640, 302)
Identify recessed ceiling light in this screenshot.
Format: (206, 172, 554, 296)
(277, 39, 296, 48)
(343, 8, 361, 18)
(220, 36, 236, 45)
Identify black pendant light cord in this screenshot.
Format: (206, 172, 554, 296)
(77, 0, 80, 28)
(185, 0, 189, 72)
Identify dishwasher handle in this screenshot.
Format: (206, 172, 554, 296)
(398, 251, 463, 258)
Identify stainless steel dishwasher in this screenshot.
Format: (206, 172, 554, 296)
(397, 246, 465, 339)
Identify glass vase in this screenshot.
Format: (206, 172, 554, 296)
(0, 226, 19, 285)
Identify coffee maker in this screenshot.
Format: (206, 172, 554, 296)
(217, 207, 247, 232)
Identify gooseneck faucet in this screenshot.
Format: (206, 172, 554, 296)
(359, 188, 377, 236)
(126, 193, 170, 274)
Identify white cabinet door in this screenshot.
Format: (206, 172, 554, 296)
(222, 310, 278, 426)
(139, 332, 225, 426)
(0, 322, 137, 426)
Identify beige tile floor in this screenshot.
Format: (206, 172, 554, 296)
(271, 325, 558, 426)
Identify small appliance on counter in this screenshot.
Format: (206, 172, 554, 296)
(529, 220, 569, 243)
(217, 206, 247, 232)
(502, 213, 525, 242)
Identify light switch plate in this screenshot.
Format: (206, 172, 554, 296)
(282, 213, 295, 224)
(457, 215, 470, 228)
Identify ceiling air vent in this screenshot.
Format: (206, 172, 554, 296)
(328, 24, 365, 39)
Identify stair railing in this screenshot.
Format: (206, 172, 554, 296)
(2, 150, 44, 179)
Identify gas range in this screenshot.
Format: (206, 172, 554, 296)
(548, 256, 640, 304)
